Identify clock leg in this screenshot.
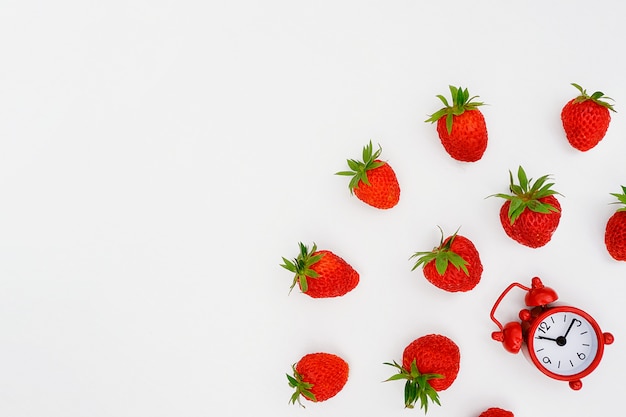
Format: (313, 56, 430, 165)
(569, 380, 582, 390)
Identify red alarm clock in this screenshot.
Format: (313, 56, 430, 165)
(490, 277, 614, 390)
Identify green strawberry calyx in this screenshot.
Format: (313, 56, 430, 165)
(425, 85, 485, 134)
(335, 140, 386, 194)
(280, 242, 324, 294)
(489, 166, 562, 224)
(571, 83, 616, 112)
(610, 186, 626, 212)
(384, 359, 443, 413)
(286, 364, 317, 407)
(409, 227, 469, 276)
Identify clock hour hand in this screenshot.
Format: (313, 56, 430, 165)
(536, 335, 558, 342)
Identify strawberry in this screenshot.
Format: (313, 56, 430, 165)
(478, 407, 514, 417)
(385, 334, 460, 413)
(410, 227, 482, 292)
(287, 352, 349, 407)
(604, 186, 626, 261)
(561, 83, 616, 151)
(280, 242, 359, 298)
(425, 85, 488, 162)
(336, 141, 400, 209)
(490, 166, 562, 248)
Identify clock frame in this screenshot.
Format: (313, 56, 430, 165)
(490, 277, 614, 390)
(521, 305, 612, 390)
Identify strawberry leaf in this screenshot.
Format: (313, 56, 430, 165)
(610, 186, 626, 212)
(435, 255, 449, 276)
(510, 183, 524, 196)
(445, 113, 454, 134)
(385, 373, 410, 382)
(518, 166, 528, 190)
(571, 83, 585, 95)
(436, 95, 449, 107)
(447, 252, 469, 275)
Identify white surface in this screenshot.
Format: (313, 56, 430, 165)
(1, 1, 625, 416)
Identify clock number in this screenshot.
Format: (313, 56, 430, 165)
(542, 356, 552, 365)
(573, 318, 582, 327)
(538, 322, 551, 334)
(577, 352, 586, 360)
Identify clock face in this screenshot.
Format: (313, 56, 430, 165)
(527, 307, 601, 379)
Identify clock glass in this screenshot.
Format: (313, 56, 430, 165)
(528, 308, 599, 377)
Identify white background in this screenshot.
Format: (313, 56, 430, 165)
(1, 1, 625, 416)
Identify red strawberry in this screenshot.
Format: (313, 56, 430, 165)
(605, 186, 626, 261)
(336, 141, 400, 209)
(385, 334, 460, 412)
(410, 227, 482, 292)
(281, 242, 359, 298)
(490, 166, 562, 248)
(561, 83, 616, 151)
(287, 352, 349, 407)
(425, 85, 488, 162)
(478, 407, 514, 417)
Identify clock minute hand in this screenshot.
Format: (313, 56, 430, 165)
(563, 318, 578, 339)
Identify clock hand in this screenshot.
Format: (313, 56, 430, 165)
(563, 318, 578, 339)
(536, 336, 559, 342)
(537, 335, 568, 346)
